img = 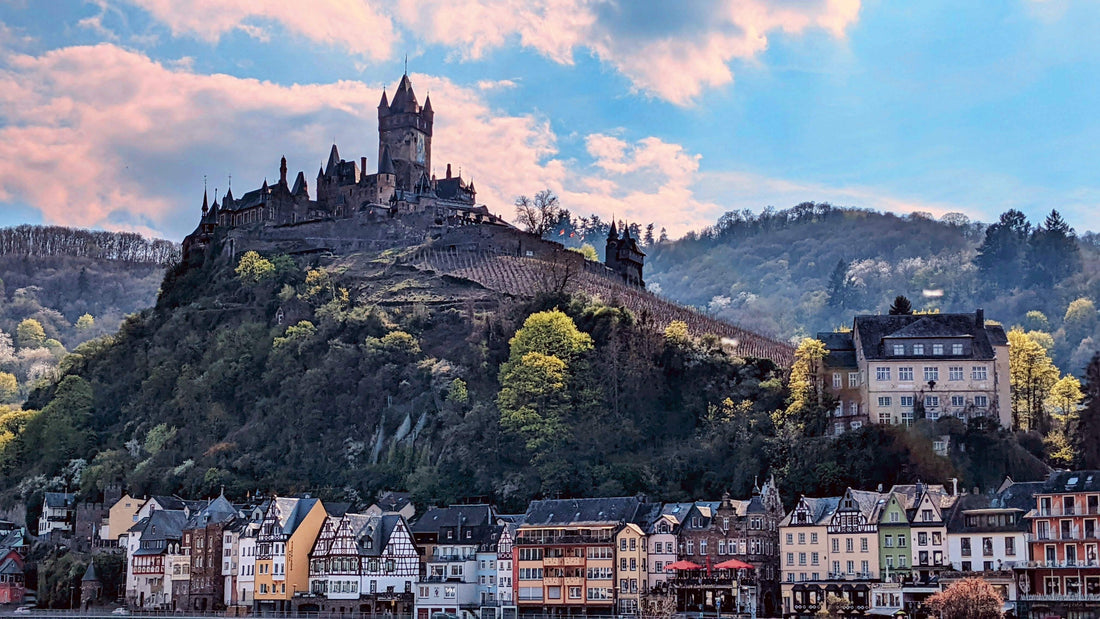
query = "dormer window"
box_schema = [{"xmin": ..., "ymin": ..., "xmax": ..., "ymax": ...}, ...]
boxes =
[
  {"xmin": 932, "ymin": 344, "xmax": 943, "ymax": 355},
  {"xmin": 913, "ymin": 344, "xmax": 925, "ymax": 355},
  {"xmin": 952, "ymin": 344, "xmax": 963, "ymax": 355},
  {"xmin": 893, "ymin": 344, "xmax": 904, "ymax": 356}
]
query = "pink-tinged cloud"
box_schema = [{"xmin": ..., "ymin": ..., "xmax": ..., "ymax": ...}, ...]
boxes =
[
  {"xmin": 125, "ymin": 0, "xmax": 396, "ymax": 60},
  {"xmin": 118, "ymin": 0, "xmax": 859, "ymax": 105}
]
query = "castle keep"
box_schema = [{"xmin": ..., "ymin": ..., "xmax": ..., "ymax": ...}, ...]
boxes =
[{"xmin": 183, "ymin": 72, "xmax": 646, "ymax": 288}]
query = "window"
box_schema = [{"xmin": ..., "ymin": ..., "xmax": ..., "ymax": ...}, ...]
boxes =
[
  {"xmin": 961, "ymin": 561, "xmax": 971, "ymax": 572},
  {"xmin": 787, "ymin": 553, "xmax": 794, "ymax": 566},
  {"xmin": 860, "ymin": 538, "xmax": 868, "ymax": 552},
  {"xmin": 846, "ymin": 538, "xmax": 854, "ymax": 553},
  {"xmin": 686, "ymin": 541, "xmax": 694, "ymax": 554},
  {"xmin": 861, "ymin": 560, "xmax": 869, "ymax": 574},
  {"xmin": 951, "ymin": 395, "xmax": 965, "ymax": 407},
  {"xmin": 811, "ymin": 533, "xmax": 818, "ymax": 544},
  {"xmin": 972, "ymin": 366, "xmax": 988, "ymax": 381},
  {"xmin": 932, "ymin": 344, "xmax": 944, "ymax": 355},
  {"xmin": 952, "ymin": 343, "xmax": 963, "ymax": 355},
  {"xmin": 885, "ymin": 535, "xmax": 893, "ymax": 548},
  {"xmin": 876, "ymin": 367, "xmax": 891, "ymax": 381},
  {"xmin": 833, "ymin": 373, "xmax": 842, "ymax": 389},
  {"xmin": 718, "ymin": 540, "xmax": 725, "ymax": 555},
  {"xmin": 922, "ymin": 509, "xmax": 933, "ymax": 522},
  {"xmin": 913, "ymin": 344, "xmax": 925, "ymax": 355},
  {"xmin": 925, "ymin": 396, "xmax": 939, "ymax": 409},
  {"xmin": 848, "ymin": 401, "xmax": 859, "ymax": 416},
  {"xmin": 899, "ymin": 367, "xmax": 914, "ymax": 381},
  {"xmin": 924, "ymin": 366, "xmax": 939, "ymax": 382},
  {"xmin": 879, "ymin": 411, "xmax": 892, "ymax": 425},
  {"xmin": 798, "ymin": 533, "xmax": 806, "ymax": 544},
  {"xmin": 698, "ymin": 540, "xmax": 706, "ymax": 555},
  {"xmin": 848, "ymin": 372, "xmax": 860, "ymax": 388},
  {"xmin": 831, "ymin": 539, "xmax": 839, "ymax": 553},
  {"xmin": 878, "ymin": 396, "xmax": 892, "ymax": 407},
  {"xmin": 974, "ymin": 395, "xmax": 988, "ymax": 408},
  {"xmin": 811, "ymin": 552, "xmax": 819, "ymax": 565},
  {"xmin": 846, "ymin": 560, "xmax": 854, "ymax": 574},
  {"xmin": 893, "ymin": 344, "xmax": 905, "ymax": 356},
  {"xmin": 799, "ymin": 553, "xmax": 806, "ymax": 566},
  {"xmin": 901, "ymin": 410, "xmax": 914, "ymax": 426},
  {"xmin": 786, "ymin": 533, "xmax": 793, "ymax": 545},
  {"xmin": 898, "ymin": 535, "xmax": 907, "ymax": 548},
  {"xmin": 899, "ymin": 555, "xmax": 907, "ymax": 567},
  {"xmin": 620, "ymin": 539, "xmax": 627, "ymax": 551},
  {"xmin": 982, "ymin": 537, "xmax": 994, "ymax": 557},
  {"xmin": 1005, "ymin": 537, "xmax": 1016, "ymax": 556},
  {"xmin": 900, "ymin": 396, "xmax": 914, "ymax": 409},
  {"xmin": 949, "ymin": 366, "xmax": 964, "ymax": 381}
]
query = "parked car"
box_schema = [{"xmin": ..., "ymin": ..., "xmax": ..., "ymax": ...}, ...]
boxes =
[{"xmin": 111, "ymin": 608, "xmax": 130, "ymax": 616}]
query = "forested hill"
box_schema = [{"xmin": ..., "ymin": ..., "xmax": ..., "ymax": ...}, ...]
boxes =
[
  {"xmin": 0, "ymin": 225, "xmax": 177, "ymax": 402},
  {"xmin": 644, "ymin": 204, "xmax": 1100, "ymax": 376}
]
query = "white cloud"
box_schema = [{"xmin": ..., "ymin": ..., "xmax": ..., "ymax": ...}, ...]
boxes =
[{"xmin": 118, "ymin": 0, "xmax": 860, "ymax": 105}]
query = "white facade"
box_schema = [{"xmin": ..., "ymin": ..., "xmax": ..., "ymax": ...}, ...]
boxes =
[
  {"xmin": 647, "ymin": 515, "xmax": 679, "ymax": 591},
  {"xmin": 496, "ymin": 527, "xmax": 515, "ymax": 610},
  {"xmin": 236, "ymin": 530, "xmax": 257, "ymax": 608},
  {"xmin": 416, "ymin": 544, "xmax": 481, "ymax": 619}
]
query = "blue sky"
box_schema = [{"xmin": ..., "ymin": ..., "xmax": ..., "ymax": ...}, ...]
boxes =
[{"xmin": 0, "ymin": 0, "xmax": 1098, "ymax": 240}]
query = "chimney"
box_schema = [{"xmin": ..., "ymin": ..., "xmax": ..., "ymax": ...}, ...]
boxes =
[
  {"xmin": 976, "ymin": 308, "xmax": 985, "ymax": 329},
  {"xmin": 279, "ymin": 156, "xmax": 287, "ymax": 185},
  {"xmin": 950, "ymin": 477, "xmax": 958, "ymax": 496},
  {"xmin": 446, "ymin": 163, "xmax": 452, "ymax": 179},
  {"xmin": 877, "ymin": 483, "xmax": 883, "ymax": 493},
  {"xmin": 361, "ymin": 157, "xmax": 367, "ymax": 174}
]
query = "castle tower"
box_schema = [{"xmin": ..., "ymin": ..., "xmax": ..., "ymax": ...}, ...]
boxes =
[
  {"xmin": 378, "ymin": 73, "xmax": 433, "ymax": 191},
  {"xmin": 604, "ymin": 221, "xmax": 646, "ymax": 287}
]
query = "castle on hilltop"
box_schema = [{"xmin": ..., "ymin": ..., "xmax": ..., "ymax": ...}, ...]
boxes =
[{"xmin": 183, "ymin": 72, "xmax": 646, "ymax": 288}]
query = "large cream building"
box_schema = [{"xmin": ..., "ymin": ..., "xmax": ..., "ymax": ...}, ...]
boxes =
[{"xmin": 821, "ymin": 309, "xmax": 1011, "ymax": 432}]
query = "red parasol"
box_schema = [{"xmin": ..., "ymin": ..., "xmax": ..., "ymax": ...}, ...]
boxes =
[
  {"xmin": 664, "ymin": 560, "xmax": 704, "ymax": 571},
  {"xmin": 714, "ymin": 558, "xmax": 754, "ymax": 570}
]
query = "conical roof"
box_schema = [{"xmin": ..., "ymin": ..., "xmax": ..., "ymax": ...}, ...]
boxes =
[
  {"xmin": 379, "ymin": 144, "xmax": 395, "ymax": 175},
  {"xmin": 82, "ymin": 562, "xmax": 100, "ymax": 582}
]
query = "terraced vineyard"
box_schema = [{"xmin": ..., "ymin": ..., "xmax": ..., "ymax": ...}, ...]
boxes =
[{"xmin": 405, "ymin": 248, "xmax": 796, "ymax": 366}]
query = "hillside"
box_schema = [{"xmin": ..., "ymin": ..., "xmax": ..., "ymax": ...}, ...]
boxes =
[
  {"xmin": 0, "ymin": 237, "xmax": 1049, "ymax": 520},
  {"xmin": 0, "ymin": 225, "xmax": 177, "ymax": 401},
  {"xmin": 641, "ymin": 204, "xmax": 1100, "ymax": 376}
]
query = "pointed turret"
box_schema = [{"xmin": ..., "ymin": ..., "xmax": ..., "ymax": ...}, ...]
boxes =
[
  {"xmin": 607, "ymin": 218, "xmax": 619, "ymax": 240},
  {"xmin": 390, "ymin": 73, "xmax": 418, "ymax": 112},
  {"xmin": 423, "ymin": 94, "xmax": 433, "ymax": 113},
  {"xmin": 223, "ymin": 185, "xmax": 234, "ymax": 205},
  {"xmin": 325, "ymin": 144, "xmax": 340, "ymax": 175},
  {"xmin": 201, "ymin": 188, "xmax": 209, "ymax": 216},
  {"xmin": 379, "ymin": 144, "xmax": 395, "ymax": 175},
  {"xmin": 291, "ymin": 171, "xmax": 308, "ymax": 197},
  {"xmin": 261, "ymin": 178, "xmax": 269, "ymax": 193},
  {"xmin": 378, "ymin": 88, "xmax": 389, "ymax": 110}
]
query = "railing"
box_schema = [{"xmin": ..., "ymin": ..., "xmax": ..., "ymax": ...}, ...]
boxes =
[
  {"xmin": 1019, "ymin": 593, "xmax": 1100, "ymax": 602},
  {"xmin": 515, "ymin": 535, "xmax": 613, "ymax": 546},
  {"xmin": 1016, "ymin": 560, "xmax": 1100, "ymax": 569},
  {"xmin": 1032, "ymin": 530, "xmax": 1100, "ymax": 541},
  {"xmin": 1036, "ymin": 505, "xmax": 1100, "ymax": 517}
]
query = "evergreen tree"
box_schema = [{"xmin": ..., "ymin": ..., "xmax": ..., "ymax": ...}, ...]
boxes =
[
  {"xmin": 1028, "ymin": 209, "xmax": 1081, "ymax": 284},
  {"xmin": 644, "ymin": 223, "xmax": 655, "ymax": 246},
  {"xmin": 975, "ymin": 209, "xmax": 1031, "ymax": 289},
  {"xmin": 889, "ymin": 295, "xmax": 913, "ymax": 315},
  {"xmin": 1008, "ymin": 328, "xmax": 1060, "ymax": 432},
  {"xmin": 826, "ymin": 260, "xmax": 854, "ymax": 308},
  {"xmin": 1075, "ymin": 354, "xmax": 1100, "ymax": 469}
]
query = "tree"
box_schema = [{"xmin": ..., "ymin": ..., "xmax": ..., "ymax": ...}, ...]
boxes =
[
  {"xmin": 1028, "ymin": 209, "xmax": 1081, "ymax": 284},
  {"xmin": 497, "ymin": 310, "xmax": 593, "ymax": 462},
  {"xmin": 888, "ymin": 295, "xmax": 913, "ymax": 315},
  {"xmin": 16, "ymin": 318, "xmax": 46, "ymax": 349},
  {"xmin": 1063, "ymin": 298, "xmax": 1097, "ymax": 344},
  {"xmin": 0, "ymin": 372, "xmax": 17, "ymax": 402},
  {"xmin": 1008, "ymin": 327, "xmax": 1060, "ymax": 432},
  {"xmin": 780, "ymin": 338, "xmax": 831, "ymax": 435},
  {"xmin": 235, "ymin": 250, "xmax": 275, "ymax": 283},
  {"xmin": 825, "ymin": 260, "xmax": 855, "ymax": 308},
  {"xmin": 571, "ymin": 244, "xmax": 599, "ymax": 262},
  {"xmin": 1048, "ymin": 375, "xmax": 1084, "ymax": 419},
  {"xmin": 75, "ymin": 313, "xmax": 95, "ymax": 331},
  {"xmin": 975, "ymin": 209, "xmax": 1031, "ymax": 289},
  {"xmin": 1075, "ymin": 354, "xmax": 1100, "ymax": 469},
  {"xmin": 514, "ymin": 189, "xmax": 561, "ymax": 237},
  {"xmin": 644, "ymin": 223, "xmax": 655, "ymax": 246},
  {"xmin": 925, "ymin": 577, "xmax": 1002, "ymax": 619}
]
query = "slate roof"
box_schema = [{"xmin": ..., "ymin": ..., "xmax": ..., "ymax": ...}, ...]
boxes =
[
  {"xmin": 185, "ymin": 495, "xmax": 238, "ymax": 530},
  {"xmin": 944, "ymin": 493, "xmax": 1028, "ymax": 534},
  {"xmin": 1039, "ymin": 470, "xmax": 1100, "ymax": 493},
  {"xmin": 780, "ymin": 497, "xmax": 840, "ymax": 527},
  {"xmin": 137, "ymin": 510, "xmax": 188, "ymax": 542},
  {"xmin": 521, "ymin": 497, "xmax": 644, "ymax": 527},
  {"xmin": 82, "ymin": 562, "xmax": 100, "ymax": 582},
  {"xmin": 410, "ymin": 505, "xmax": 493, "ymax": 533},
  {"xmin": 274, "ymin": 497, "xmax": 321, "ymax": 535},
  {"xmin": 44, "ymin": 492, "xmax": 75, "ymax": 509},
  {"xmin": 376, "ymin": 491, "xmax": 412, "ymax": 514},
  {"xmin": 147, "ymin": 496, "xmax": 187, "ymax": 512},
  {"xmin": 355, "ymin": 514, "xmax": 404, "ymax": 557},
  {"xmin": 0, "ymin": 558, "xmax": 21, "ymax": 576},
  {"xmin": 853, "ymin": 311, "xmax": 1007, "ymax": 361},
  {"xmin": 660, "ymin": 503, "xmax": 695, "ymax": 525}
]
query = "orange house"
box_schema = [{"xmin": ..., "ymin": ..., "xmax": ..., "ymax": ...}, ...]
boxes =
[{"xmin": 253, "ymin": 496, "xmax": 329, "ymax": 613}]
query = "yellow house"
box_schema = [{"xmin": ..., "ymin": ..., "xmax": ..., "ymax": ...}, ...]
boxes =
[
  {"xmin": 107, "ymin": 494, "xmax": 142, "ymax": 541},
  {"xmin": 254, "ymin": 496, "xmax": 328, "ymax": 613},
  {"xmin": 614, "ymin": 523, "xmax": 647, "ymax": 614}
]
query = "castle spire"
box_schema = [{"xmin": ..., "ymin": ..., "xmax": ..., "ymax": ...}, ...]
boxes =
[
  {"xmin": 607, "ymin": 217, "xmax": 618, "ymax": 240},
  {"xmin": 378, "ymin": 144, "xmax": 395, "ymax": 175},
  {"xmin": 325, "ymin": 144, "xmax": 340, "ymax": 175},
  {"xmin": 201, "ymin": 187, "xmax": 209, "ymax": 216}
]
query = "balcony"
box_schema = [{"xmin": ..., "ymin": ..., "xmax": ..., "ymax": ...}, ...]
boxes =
[
  {"xmin": 1019, "ymin": 594, "xmax": 1100, "ymax": 602},
  {"xmin": 1015, "ymin": 560, "xmax": 1100, "ymax": 569},
  {"xmin": 1036, "ymin": 505, "xmax": 1100, "ymax": 517},
  {"xmin": 516, "ymin": 534, "xmax": 612, "ymax": 546}
]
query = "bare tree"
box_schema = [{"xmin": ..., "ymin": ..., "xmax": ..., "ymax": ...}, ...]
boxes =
[
  {"xmin": 532, "ymin": 249, "xmax": 580, "ymax": 296},
  {"xmin": 514, "ymin": 189, "xmax": 561, "ymax": 237}
]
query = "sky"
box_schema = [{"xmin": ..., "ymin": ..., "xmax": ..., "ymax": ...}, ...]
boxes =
[{"xmin": 1, "ymin": 0, "xmax": 1098, "ymax": 241}]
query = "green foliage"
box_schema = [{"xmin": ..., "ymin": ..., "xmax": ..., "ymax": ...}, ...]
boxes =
[
  {"xmin": 273, "ymin": 321, "xmax": 316, "ymax": 349},
  {"xmin": 663, "ymin": 320, "xmax": 690, "ymax": 346},
  {"xmin": 446, "ymin": 378, "xmax": 469, "ymax": 404},
  {"xmin": 570, "ymin": 244, "xmax": 599, "ymax": 262},
  {"xmin": 16, "ymin": 318, "xmax": 46, "ymax": 349},
  {"xmin": 143, "ymin": 423, "xmax": 177, "ymax": 455},
  {"xmin": 888, "ymin": 295, "xmax": 913, "ymax": 315},
  {"xmin": 779, "ymin": 338, "xmax": 831, "ymax": 434},
  {"xmin": 1008, "ymin": 327, "xmax": 1061, "ymax": 433},
  {"xmin": 0, "ymin": 373, "xmax": 16, "ymax": 403},
  {"xmin": 75, "ymin": 314, "xmax": 94, "ymax": 331},
  {"xmin": 235, "ymin": 250, "xmax": 275, "ymax": 283}
]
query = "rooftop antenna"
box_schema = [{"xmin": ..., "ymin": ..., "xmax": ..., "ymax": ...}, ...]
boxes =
[
  {"xmin": 228, "ymin": 174, "xmax": 232, "ymax": 190},
  {"xmin": 203, "ymin": 174, "xmax": 207, "ymax": 191},
  {"xmin": 404, "ymin": 53, "xmax": 408, "ymax": 75}
]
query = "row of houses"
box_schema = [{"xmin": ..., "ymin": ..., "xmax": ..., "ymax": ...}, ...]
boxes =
[
  {"xmin": 98, "ymin": 482, "xmax": 784, "ymax": 617},
  {"xmin": 55, "ymin": 469, "xmax": 1100, "ymax": 618},
  {"xmin": 778, "ymin": 471, "xmax": 1100, "ymax": 619}
]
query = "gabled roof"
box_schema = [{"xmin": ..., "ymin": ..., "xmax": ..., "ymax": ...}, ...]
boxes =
[
  {"xmin": 355, "ymin": 514, "xmax": 405, "ymax": 557},
  {"xmin": 375, "ymin": 491, "xmax": 412, "ymax": 513},
  {"xmin": 884, "ymin": 317, "xmax": 972, "ymax": 339},
  {"xmin": 780, "ymin": 496, "xmax": 840, "ymax": 527},
  {"xmin": 1039, "ymin": 470, "xmax": 1100, "ymax": 493},
  {"xmin": 147, "ymin": 495, "xmax": 187, "ymax": 511},
  {"xmin": 521, "ymin": 497, "xmax": 643, "ymax": 527},
  {"xmin": 270, "ymin": 497, "xmax": 321, "ymax": 536},
  {"xmin": 186, "ymin": 495, "xmax": 238, "ymax": 529},
  {"xmin": 82, "ymin": 562, "xmax": 100, "ymax": 582},
  {"xmin": 944, "ymin": 493, "xmax": 1028, "ymax": 533},
  {"xmin": 135, "ymin": 509, "xmax": 188, "ymax": 542},
  {"xmin": 0, "ymin": 557, "xmax": 21, "ymax": 576}
]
